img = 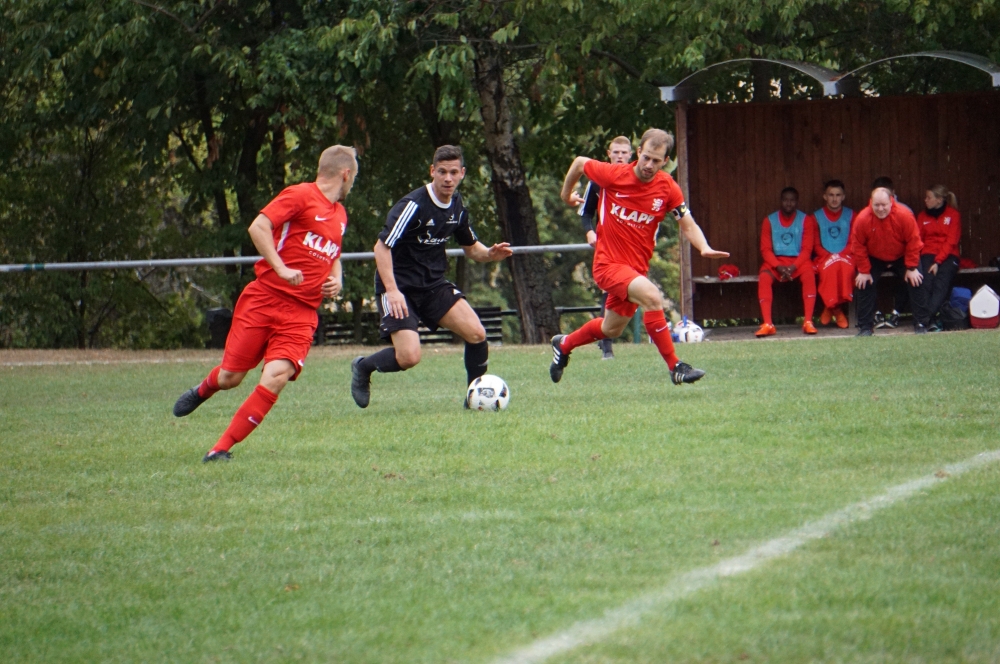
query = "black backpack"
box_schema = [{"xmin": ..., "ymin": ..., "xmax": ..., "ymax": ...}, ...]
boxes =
[{"xmin": 939, "ymin": 302, "xmax": 969, "ymax": 330}]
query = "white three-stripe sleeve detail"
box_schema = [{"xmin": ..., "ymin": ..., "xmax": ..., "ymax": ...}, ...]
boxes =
[
  {"xmin": 578, "ymin": 182, "xmax": 593, "ymax": 217},
  {"xmin": 386, "ymin": 201, "xmax": 418, "ymax": 247},
  {"xmin": 275, "ymin": 222, "xmax": 291, "ymax": 251}
]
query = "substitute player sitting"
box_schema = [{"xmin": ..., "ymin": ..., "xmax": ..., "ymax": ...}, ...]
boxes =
[
  {"xmin": 350, "ymin": 145, "xmax": 513, "ymax": 409},
  {"xmin": 550, "ymin": 128, "xmax": 729, "ymax": 385},
  {"xmin": 813, "ymin": 180, "xmax": 855, "ymax": 329},
  {"xmin": 755, "ymin": 187, "xmax": 818, "ymax": 337},
  {"xmin": 172, "ymin": 145, "xmax": 358, "ymax": 462}
]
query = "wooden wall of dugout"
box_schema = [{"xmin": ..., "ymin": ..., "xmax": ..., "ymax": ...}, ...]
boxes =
[{"xmin": 678, "ymin": 91, "xmax": 1000, "ymax": 321}]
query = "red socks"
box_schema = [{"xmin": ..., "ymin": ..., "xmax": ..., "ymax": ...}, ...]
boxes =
[
  {"xmin": 212, "ymin": 385, "xmax": 278, "ymax": 453},
  {"xmin": 759, "ymin": 268, "xmax": 818, "ymax": 322},
  {"xmin": 560, "ymin": 317, "xmax": 607, "ymax": 353},
  {"xmin": 197, "ymin": 366, "xmax": 222, "ymax": 399},
  {"xmin": 561, "ymin": 312, "xmax": 678, "ymax": 370},
  {"xmin": 758, "ymin": 271, "xmax": 775, "ymax": 326},
  {"xmin": 801, "ymin": 269, "xmax": 817, "ymax": 320},
  {"xmin": 643, "ymin": 310, "xmax": 679, "ymax": 370}
]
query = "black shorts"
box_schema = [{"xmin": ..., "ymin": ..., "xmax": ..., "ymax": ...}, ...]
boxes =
[{"xmin": 376, "ymin": 281, "xmax": 466, "ymax": 340}]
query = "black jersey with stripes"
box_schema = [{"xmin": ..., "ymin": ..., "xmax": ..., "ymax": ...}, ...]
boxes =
[
  {"xmin": 579, "ymin": 181, "xmax": 601, "ymax": 233},
  {"xmin": 376, "ymin": 184, "xmax": 478, "ymax": 293}
]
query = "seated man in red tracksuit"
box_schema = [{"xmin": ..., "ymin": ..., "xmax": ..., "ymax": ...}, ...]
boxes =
[{"xmin": 756, "ymin": 187, "xmax": 818, "ymax": 337}]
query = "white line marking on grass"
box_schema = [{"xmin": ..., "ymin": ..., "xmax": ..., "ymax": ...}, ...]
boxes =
[
  {"xmin": 2, "ymin": 358, "xmax": 210, "ymax": 367},
  {"xmin": 494, "ymin": 449, "xmax": 1000, "ymax": 664}
]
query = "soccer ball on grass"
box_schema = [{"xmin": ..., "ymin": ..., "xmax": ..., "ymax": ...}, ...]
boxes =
[
  {"xmin": 466, "ymin": 374, "xmax": 510, "ymax": 411},
  {"xmin": 673, "ymin": 318, "xmax": 705, "ymax": 343}
]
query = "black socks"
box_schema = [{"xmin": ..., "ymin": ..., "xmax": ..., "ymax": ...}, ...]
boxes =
[
  {"xmin": 465, "ymin": 340, "xmax": 489, "ymax": 385},
  {"xmin": 360, "ymin": 347, "xmax": 403, "ymax": 374}
]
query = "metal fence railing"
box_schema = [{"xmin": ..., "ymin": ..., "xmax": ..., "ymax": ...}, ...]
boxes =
[{"xmin": 0, "ymin": 244, "xmax": 593, "ymax": 273}]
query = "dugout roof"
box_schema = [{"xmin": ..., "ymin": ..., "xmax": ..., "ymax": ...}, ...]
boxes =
[{"xmin": 662, "ymin": 52, "xmax": 1000, "ymax": 321}]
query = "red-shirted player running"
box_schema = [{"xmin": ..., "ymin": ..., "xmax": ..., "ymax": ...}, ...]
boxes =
[
  {"xmin": 172, "ymin": 145, "xmax": 358, "ymax": 462},
  {"xmin": 550, "ymin": 129, "xmax": 729, "ymax": 385}
]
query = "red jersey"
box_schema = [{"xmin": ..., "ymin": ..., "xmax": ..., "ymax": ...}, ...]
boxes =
[
  {"xmin": 257, "ymin": 182, "xmax": 347, "ymax": 308},
  {"xmin": 850, "ymin": 201, "xmax": 922, "ymax": 273},
  {"xmin": 917, "ymin": 205, "xmax": 961, "ymax": 264},
  {"xmin": 584, "ymin": 160, "xmax": 685, "ymax": 275}
]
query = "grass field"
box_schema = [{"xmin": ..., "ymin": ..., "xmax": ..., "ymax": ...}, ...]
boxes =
[{"xmin": 3, "ymin": 331, "xmax": 1000, "ymax": 663}]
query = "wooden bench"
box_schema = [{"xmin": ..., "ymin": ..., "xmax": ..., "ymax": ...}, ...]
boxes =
[
  {"xmin": 316, "ymin": 306, "xmax": 507, "ymax": 346},
  {"xmin": 691, "ymin": 267, "xmax": 1000, "ymax": 325},
  {"xmin": 692, "ymin": 266, "xmax": 999, "ymax": 285}
]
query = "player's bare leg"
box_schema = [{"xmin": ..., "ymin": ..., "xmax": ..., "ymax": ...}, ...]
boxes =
[
  {"xmin": 439, "ymin": 299, "xmax": 490, "ymax": 387},
  {"xmin": 203, "ymin": 360, "xmax": 294, "ymax": 462},
  {"xmin": 626, "ymin": 276, "xmax": 705, "ymax": 385},
  {"xmin": 173, "ymin": 367, "xmax": 248, "ymax": 417},
  {"xmin": 351, "ymin": 330, "xmax": 419, "ymax": 408}
]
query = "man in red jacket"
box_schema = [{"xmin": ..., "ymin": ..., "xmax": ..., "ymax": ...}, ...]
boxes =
[
  {"xmin": 851, "ymin": 187, "xmax": 929, "ymax": 336},
  {"xmin": 755, "ymin": 187, "xmax": 817, "ymax": 337}
]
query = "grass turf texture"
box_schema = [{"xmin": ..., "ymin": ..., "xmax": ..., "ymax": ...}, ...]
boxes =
[{"xmin": 1, "ymin": 331, "xmax": 998, "ymax": 663}]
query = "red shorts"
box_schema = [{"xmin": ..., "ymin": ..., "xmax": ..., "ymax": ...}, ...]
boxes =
[
  {"xmin": 222, "ymin": 280, "xmax": 318, "ymax": 380},
  {"xmin": 592, "ymin": 262, "xmax": 644, "ymax": 318}
]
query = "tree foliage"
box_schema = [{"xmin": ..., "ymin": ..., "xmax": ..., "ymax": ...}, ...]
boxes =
[{"xmin": 1, "ymin": 0, "xmax": 997, "ymax": 347}]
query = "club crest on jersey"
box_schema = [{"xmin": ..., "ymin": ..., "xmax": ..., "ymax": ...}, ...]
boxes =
[
  {"xmin": 652, "ymin": 199, "xmax": 664, "ymax": 211},
  {"xmin": 302, "ymin": 231, "xmax": 340, "ymax": 259},
  {"xmin": 609, "ymin": 203, "xmax": 656, "ymax": 225}
]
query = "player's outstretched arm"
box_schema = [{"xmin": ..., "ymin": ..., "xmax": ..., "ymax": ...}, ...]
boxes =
[
  {"xmin": 249, "ymin": 213, "xmax": 303, "ymax": 285},
  {"xmin": 373, "ymin": 239, "xmax": 408, "ymax": 318},
  {"xmin": 463, "ymin": 241, "xmax": 513, "ymax": 263},
  {"xmin": 678, "ymin": 211, "xmax": 730, "ymax": 259},
  {"xmin": 560, "ymin": 157, "xmax": 592, "ymax": 206}
]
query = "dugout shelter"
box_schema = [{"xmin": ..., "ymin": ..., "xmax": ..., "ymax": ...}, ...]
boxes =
[{"xmin": 662, "ymin": 52, "xmax": 1000, "ymax": 322}]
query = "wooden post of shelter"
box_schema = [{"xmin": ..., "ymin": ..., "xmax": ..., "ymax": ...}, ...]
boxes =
[{"xmin": 675, "ymin": 101, "xmax": 694, "ymax": 319}]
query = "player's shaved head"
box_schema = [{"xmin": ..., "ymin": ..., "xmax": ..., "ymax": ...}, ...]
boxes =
[
  {"xmin": 607, "ymin": 136, "xmax": 633, "ymax": 164},
  {"xmin": 638, "ymin": 128, "xmax": 674, "ymax": 155},
  {"xmin": 317, "ymin": 145, "xmax": 358, "ymax": 178}
]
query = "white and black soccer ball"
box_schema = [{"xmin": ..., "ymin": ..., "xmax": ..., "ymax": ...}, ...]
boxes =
[
  {"xmin": 674, "ymin": 320, "xmax": 705, "ymax": 343},
  {"xmin": 466, "ymin": 374, "xmax": 510, "ymax": 411}
]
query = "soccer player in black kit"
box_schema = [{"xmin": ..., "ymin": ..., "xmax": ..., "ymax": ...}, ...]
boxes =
[{"xmin": 350, "ymin": 145, "xmax": 513, "ymax": 409}]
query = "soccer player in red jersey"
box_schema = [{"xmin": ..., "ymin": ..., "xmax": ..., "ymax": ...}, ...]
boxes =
[
  {"xmin": 172, "ymin": 145, "xmax": 358, "ymax": 462},
  {"xmin": 579, "ymin": 136, "xmax": 634, "ymax": 360},
  {"xmin": 550, "ymin": 128, "xmax": 729, "ymax": 385}
]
